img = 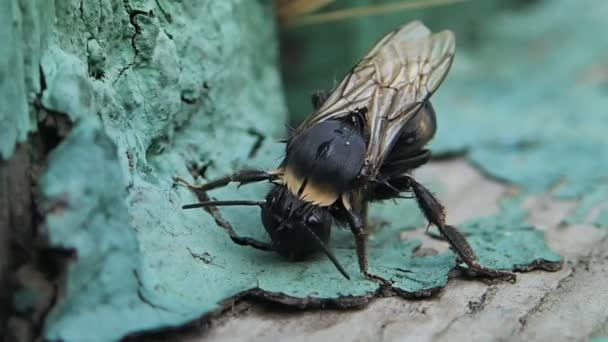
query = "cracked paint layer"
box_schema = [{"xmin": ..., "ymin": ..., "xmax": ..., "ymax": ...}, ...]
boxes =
[
  {"xmin": 41, "ymin": 122, "xmax": 201, "ymax": 341},
  {"xmin": 436, "ymin": 197, "xmax": 562, "ymax": 272},
  {"xmin": 3, "ymin": 0, "xmax": 581, "ymax": 341},
  {"xmin": 0, "ymin": 0, "xmax": 49, "ymax": 159}
]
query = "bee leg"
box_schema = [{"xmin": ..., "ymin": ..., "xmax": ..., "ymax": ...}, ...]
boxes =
[
  {"xmin": 380, "ymin": 149, "xmax": 431, "ymax": 178},
  {"xmin": 181, "ymin": 196, "xmax": 274, "ymax": 252},
  {"xmin": 405, "ymin": 176, "xmax": 516, "ymax": 282},
  {"xmin": 173, "ymin": 169, "xmax": 275, "ymax": 192},
  {"xmin": 227, "ymin": 234, "xmax": 274, "ymax": 251},
  {"xmin": 175, "ymin": 175, "xmax": 275, "ymax": 252},
  {"xmin": 344, "ymin": 204, "xmax": 391, "ymax": 286},
  {"xmin": 311, "ymin": 90, "xmax": 329, "ymax": 110},
  {"xmin": 212, "ymin": 218, "xmax": 274, "ymax": 251}
]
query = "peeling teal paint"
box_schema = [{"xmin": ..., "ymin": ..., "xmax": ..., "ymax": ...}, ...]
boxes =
[
  {"xmin": 566, "ymin": 184, "xmax": 608, "ymax": 227},
  {"xmin": 460, "ymin": 198, "xmax": 561, "ymax": 271},
  {"xmin": 427, "ymin": 196, "xmax": 562, "ymax": 271},
  {"xmin": 0, "ymin": 0, "xmax": 50, "ymax": 159},
  {"xmin": 41, "ymin": 123, "xmax": 200, "ymax": 342}
]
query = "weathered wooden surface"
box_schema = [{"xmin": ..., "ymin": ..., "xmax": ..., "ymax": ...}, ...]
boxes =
[{"xmin": 154, "ymin": 159, "xmax": 608, "ymax": 342}]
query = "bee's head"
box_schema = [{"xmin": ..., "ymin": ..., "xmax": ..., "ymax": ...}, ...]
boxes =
[{"xmin": 261, "ymin": 185, "xmax": 333, "ymax": 259}]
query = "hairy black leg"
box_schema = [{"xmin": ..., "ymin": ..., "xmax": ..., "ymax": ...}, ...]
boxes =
[
  {"xmin": 381, "ymin": 149, "xmax": 431, "ymax": 177},
  {"xmin": 176, "ymin": 176, "xmax": 274, "ymax": 252},
  {"xmin": 184, "ymin": 199, "xmax": 273, "ymax": 251},
  {"xmin": 311, "ymin": 90, "xmax": 329, "ymax": 110},
  {"xmin": 189, "ymin": 201, "xmax": 274, "ymax": 251},
  {"xmin": 365, "ymin": 149, "xmax": 432, "ymax": 201},
  {"xmin": 227, "ymin": 235, "xmax": 273, "ymax": 251},
  {"xmin": 173, "ymin": 169, "xmax": 275, "ymax": 192},
  {"xmin": 343, "ymin": 200, "xmax": 391, "ymax": 285},
  {"xmin": 187, "ymin": 200, "xmax": 273, "ymax": 251},
  {"xmin": 183, "ymin": 200, "xmax": 266, "ymax": 209},
  {"xmin": 406, "ymin": 176, "xmax": 446, "ymax": 228},
  {"xmin": 406, "ymin": 176, "xmax": 516, "ymax": 282}
]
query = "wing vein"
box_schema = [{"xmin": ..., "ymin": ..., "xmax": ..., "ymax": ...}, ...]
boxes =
[{"xmin": 297, "ymin": 21, "xmax": 455, "ymax": 178}]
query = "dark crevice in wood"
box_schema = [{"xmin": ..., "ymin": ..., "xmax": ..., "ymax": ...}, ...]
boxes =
[
  {"xmin": 1, "ymin": 144, "xmax": 34, "ymax": 341},
  {"xmin": 2, "ymin": 91, "xmax": 76, "ymax": 340}
]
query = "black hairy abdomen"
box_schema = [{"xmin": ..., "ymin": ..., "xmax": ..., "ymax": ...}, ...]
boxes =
[{"xmin": 261, "ymin": 186, "xmax": 333, "ymax": 259}]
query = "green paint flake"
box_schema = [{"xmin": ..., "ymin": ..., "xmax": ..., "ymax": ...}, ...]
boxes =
[
  {"xmin": 41, "ymin": 123, "xmax": 201, "ymax": 342},
  {"xmin": 566, "ymin": 184, "xmax": 608, "ymax": 228},
  {"xmin": 0, "ymin": 0, "xmax": 48, "ymax": 159},
  {"xmin": 429, "ymin": 197, "xmax": 562, "ymax": 271},
  {"xmin": 596, "ymin": 209, "xmax": 608, "ymax": 228}
]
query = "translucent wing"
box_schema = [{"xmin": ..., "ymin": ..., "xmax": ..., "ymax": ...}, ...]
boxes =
[{"xmin": 297, "ymin": 21, "xmax": 455, "ymax": 178}]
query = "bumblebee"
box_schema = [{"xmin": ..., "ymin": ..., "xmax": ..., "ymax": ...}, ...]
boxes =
[{"xmin": 175, "ymin": 21, "xmax": 515, "ymax": 282}]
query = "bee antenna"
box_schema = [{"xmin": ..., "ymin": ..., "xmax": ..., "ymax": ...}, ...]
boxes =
[
  {"xmin": 182, "ymin": 200, "xmax": 266, "ymax": 209},
  {"xmin": 302, "ymin": 225, "xmax": 350, "ymax": 280}
]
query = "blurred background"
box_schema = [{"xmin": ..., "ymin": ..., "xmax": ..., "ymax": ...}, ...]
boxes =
[
  {"xmin": 277, "ymin": 0, "xmax": 525, "ymax": 125},
  {"xmin": 275, "ymin": 0, "xmax": 608, "ymax": 215}
]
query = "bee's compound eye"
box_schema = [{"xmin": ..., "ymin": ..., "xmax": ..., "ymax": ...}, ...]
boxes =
[{"xmin": 306, "ymin": 215, "xmax": 321, "ymax": 226}]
